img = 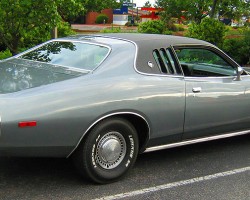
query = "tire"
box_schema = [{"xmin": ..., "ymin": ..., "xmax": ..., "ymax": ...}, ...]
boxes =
[{"xmin": 73, "ymin": 117, "xmax": 139, "ymax": 184}]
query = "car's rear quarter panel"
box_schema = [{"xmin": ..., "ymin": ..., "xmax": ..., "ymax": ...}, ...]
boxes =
[{"xmin": 0, "ymin": 38, "xmax": 185, "ymax": 157}]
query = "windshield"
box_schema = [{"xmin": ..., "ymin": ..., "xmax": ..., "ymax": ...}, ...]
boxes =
[{"xmin": 19, "ymin": 41, "xmax": 110, "ymax": 71}]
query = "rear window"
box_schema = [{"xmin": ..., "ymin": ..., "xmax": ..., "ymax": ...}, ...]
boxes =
[{"xmin": 19, "ymin": 41, "xmax": 110, "ymax": 71}]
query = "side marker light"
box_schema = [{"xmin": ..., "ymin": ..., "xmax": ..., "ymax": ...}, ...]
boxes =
[{"xmin": 18, "ymin": 121, "xmax": 37, "ymax": 128}]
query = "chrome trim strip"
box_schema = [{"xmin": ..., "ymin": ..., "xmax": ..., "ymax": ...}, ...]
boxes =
[
  {"xmin": 144, "ymin": 130, "xmax": 250, "ymax": 153},
  {"xmin": 0, "ymin": 116, "xmax": 1, "ymax": 137},
  {"xmin": 87, "ymin": 34, "xmax": 184, "ymax": 78},
  {"xmin": 67, "ymin": 111, "xmax": 150, "ymax": 158}
]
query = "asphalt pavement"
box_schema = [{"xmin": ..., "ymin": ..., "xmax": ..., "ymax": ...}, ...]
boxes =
[{"xmin": 0, "ymin": 134, "xmax": 249, "ymax": 200}]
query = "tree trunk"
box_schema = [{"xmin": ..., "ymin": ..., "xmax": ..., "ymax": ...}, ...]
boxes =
[{"xmin": 210, "ymin": 0, "xmax": 219, "ymax": 18}]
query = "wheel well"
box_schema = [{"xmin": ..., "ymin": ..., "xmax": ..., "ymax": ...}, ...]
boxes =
[
  {"xmin": 68, "ymin": 113, "xmax": 150, "ymax": 158},
  {"xmin": 119, "ymin": 114, "xmax": 150, "ymax": 153}
]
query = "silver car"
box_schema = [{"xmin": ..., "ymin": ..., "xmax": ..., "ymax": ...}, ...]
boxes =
[{"xmin": 0, "ymin": 33, "xmax": 249, "ymax": 183}]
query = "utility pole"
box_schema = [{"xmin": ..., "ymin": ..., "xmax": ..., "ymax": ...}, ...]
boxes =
[
  {"xmin": 51, "ymin": 27, "xmax": 58, "ymax": 39},
  {"xmin": 131, "ymin": 0, "xmax": 134, "ymax": 25}
]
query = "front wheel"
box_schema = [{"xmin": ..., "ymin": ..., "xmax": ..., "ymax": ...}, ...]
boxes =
[{"xmin": 73, "ymin": 117, "xmax": 139, "ymax": 184}]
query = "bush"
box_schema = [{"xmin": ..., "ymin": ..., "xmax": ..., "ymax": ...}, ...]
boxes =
[
  {"xmin": 95, "ymin": 14, "xmax": 109, "ymax": 24},
  {"xmin": 57, "ymin": 21, "xmax": 76, "ymax": 37},
  {"xmin": 222, "ymin": 29, "xmax": 250, "ymax": 65},
  {"xmin": 0, "ymin": 49, "xmax": 12, "ymax": 60},
  {"xmin": 125, "ymin": 21, "xmax": 138, "ymax": 27},
  {"xmin": 101, "ymin": 27, "xmax": 121, "ymax": 33},
  {"xmin": 163, "ymin": 30, "xmax": 173, "ymax": 35},
  {"xmin": 166, "ymin": 23, "xmax": 185, "ymax": 32},
  {"xmin": 138, "ymin": 20, "xmax": 167, "ymax": 34},
  {"xmin": 245, "ymin": 21, "xmax": 250, "ymax": 27},
  {"xmin": 19, "ymin": 21, "xmax": 75, "ymax": 53},
  {"xmin": 186, "ymin": 18, "xmax": 227, "ymax": 48},
  {"xmin": 175, "ymin": 24, "xmax": 185, "ymax": 31}
]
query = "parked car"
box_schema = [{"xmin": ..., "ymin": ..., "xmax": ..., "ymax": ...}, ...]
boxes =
[{"xmin": 0, "ymin": 34, "xmax": 249, "ymax": 183}]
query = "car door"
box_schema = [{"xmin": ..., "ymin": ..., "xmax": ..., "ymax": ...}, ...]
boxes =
[{"xmin": 174, "ymin": 45, "xmax": 250, "ymax": 140}]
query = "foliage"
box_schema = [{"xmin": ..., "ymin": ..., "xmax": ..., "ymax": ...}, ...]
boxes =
[
  {"xmin": 175, "ymin": 24, "xmax": 185, "ymax": 31},
  {"xmin": 56, "ymin": 0, "xmax": 84, "ymax": 23},
  {"xmin": 125, "ymin": 21, "xmax": 139, "ymax": 27},
  {"xmin": 218, "ymin": 0, "xmax": 250, "ymax": 21},
  {"xmin": 17, "ymin": 21, "xmax": 75, "ymax": 53},
  {"xmin": 138, "ymin": 20, "xmax": 167, "ymax": 34},
  {"xmin": 186, "ymin": 18, "xmax": 227, "ymax": 47},
  {"xmin": 100, "ymin": 27, "xmax": 122, "ymax": 33},
  {"xmin": 156, "ymin": 0, "xmax": 250, "ymax": 24},
  {"xmin": 156, "ymin": 0, "xmax": 212, "ymax": 23},
  {"xmin": 143, "ymin": 1, "xmax": 152, "ymax": 7},
  {"xmin": 95, "ymin": 14, "xmax": 109, "ymax": 24},
  {"xmin": 222, "ymin": 29, "xmax": 250, "ymax": 65},
  {"xmin": 162, "ymin": 30, "xmax": 173, "ymax": 35},
  {"xmin": 245, "ymin": 21, "xmax": 250, "ymax": 27},
  {"xmin": 0, "ymin": 0, "xmax": 59, "ymax": 54},
  {"xmin": 0, "ymin": 49, "xmax": 12, "ymax": 60},
  {"xmin": 0, "ymin": 0, "xmax": 83, "ymax": 54},
  {"xmin": 166, "ymin": 23, "xmax": 185, "ymax": 32},
  {"xmin": 82, "ymin": 0, "xmax": 121, "ymax": 12},
  {"xmin": 57, "ymin": 21, "xmax": 76, "ymax": 37}
]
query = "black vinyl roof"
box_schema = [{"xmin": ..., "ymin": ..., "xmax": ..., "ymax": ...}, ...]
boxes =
[
  {"xmin": 67, "ymin": 33, "xmax": 213, "ymax": 75},
  {"xmin": 69, "ymin": 33, "xmax": 211, "ymax": 47},
  {"xmin": 98, "ymin": 33, "xmax": 210, "ymax": 46}
]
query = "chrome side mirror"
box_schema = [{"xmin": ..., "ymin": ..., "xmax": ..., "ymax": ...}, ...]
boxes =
[{"xmin": 235, "ymin": 66, "xmax": 243, "ymax": 81}]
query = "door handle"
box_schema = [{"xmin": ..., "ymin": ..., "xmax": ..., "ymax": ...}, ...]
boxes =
[{"xmin": 192, "ymin": 87, "xmax": 202, "ymax": 93}]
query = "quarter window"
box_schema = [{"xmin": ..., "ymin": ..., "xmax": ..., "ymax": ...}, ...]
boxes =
[{"xmin": 175, "ymin": 48, "xmax": 236, "ymax": 77}]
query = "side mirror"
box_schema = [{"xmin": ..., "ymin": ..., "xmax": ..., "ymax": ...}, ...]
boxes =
[{"xmin": 235, "ymin": 66, "xmax": 243, "ymax": 81}]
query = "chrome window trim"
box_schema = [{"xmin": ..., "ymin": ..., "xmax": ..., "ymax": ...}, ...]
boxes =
[
  {"xmin": 173, "ymin": 44, "xmax": 242, "ymax": 69},
  {"xmin": 67, "ymin": 111, "xmax": 150, "ymax": 158},
  {"xmin": 86, "ymin": 35, "xmax": 185, "ymax": 78},
  {"xmin": 145, "ymin": 129, "xmax": 250, "ymax": 153},
  {"xmin": 0, "ymin": 116, "xmax": 1, "ymax": 137},
  {"xmin": 172, "ymin": 44, "xmax": 247, "ymax": 79},
  {"xmin": 9, "ymin": 59, "xmax": 92, "ymax": 74}
]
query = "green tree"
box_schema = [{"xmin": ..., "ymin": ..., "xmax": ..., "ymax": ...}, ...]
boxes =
[
  {"xmin": 138, "ymin": 20, "xmax": 166, "ymax": 34},
  {"xmin": 210, "ymin": 0, "xmax": 219, "ymax": 18},
  {"xmin": 223, "ymin": 30, "xmax": 250, "ymax": 65},
  {"xmin": 218, "ymin": 0, "xmax": 250, "ymax": 21},
  {"xmin": 0, "ymin": 0, "xmax": 84, "ymax": 55},
  {"xmin": 0, "ymin": 0, "xmax": 122, "ymax": 55},
  {"xmin": 186, "ymin": 18, "xmax": 227, "ymax": 47},
  {"xmin": 156, "ymin": 0, "xmax": 212, "ymax": 23},
  {"xmin": 143, "ymin": 1, "xmax": 152, "ymax": 7},
  {"xmin": 57, "ymin": 0, "xmax": 85, "ymax": 23},
  {"xmin": 82, "ymin": 0, "xmax": 121, "ymax": 12},
  {"xmin": 156, "ymin": 0, "xmax": 250, "ymax": 23}
]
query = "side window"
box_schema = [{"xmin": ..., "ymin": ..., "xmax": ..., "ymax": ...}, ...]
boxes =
[
  {"xmin": 175, "ymin": 48, "xmax": 236, "ymax": 77},
  {"xmin": 153, "ymin": 48, "xmax": 182, "ymax": 75}
]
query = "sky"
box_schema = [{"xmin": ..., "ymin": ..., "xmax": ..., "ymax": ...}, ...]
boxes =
[{"xmin": 132, "ymin": 0, "xmax": 156, "ymax": 8}]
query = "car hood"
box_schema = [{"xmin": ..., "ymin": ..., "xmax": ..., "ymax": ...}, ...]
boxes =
[{"xmin": 0, "ymin": 58, "xmax": 87, "ymax": 94}]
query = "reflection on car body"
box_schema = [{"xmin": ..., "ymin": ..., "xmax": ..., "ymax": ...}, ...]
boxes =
[{"xmin": 0, "ymin": 33, "xmax": 249, "ymax": 183}]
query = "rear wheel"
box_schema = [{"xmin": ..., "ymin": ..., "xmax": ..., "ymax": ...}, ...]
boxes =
[{"xmin": 73, "ymin": 117, "xmax": 139, "ymax": 184}]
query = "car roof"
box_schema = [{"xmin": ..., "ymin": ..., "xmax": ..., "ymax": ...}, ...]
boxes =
[
  {"xmin": 66, "ymin": 33, "xmax": 211, "ymax": 47},
  {"xmin": 65, "ymin": 33, "xmax": 213, "ymax": 75}
]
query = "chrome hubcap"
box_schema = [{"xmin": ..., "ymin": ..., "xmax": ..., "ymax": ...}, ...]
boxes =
[{"xmin": 96, "ymin": 132, "xmax": 126, "ymax": 169}]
